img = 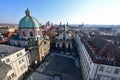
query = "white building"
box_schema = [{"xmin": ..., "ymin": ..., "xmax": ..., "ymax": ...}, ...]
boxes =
[
  {"xmin": 76, "ymin": 33, "xmax": 120, "ymax": 80},
  {"xmin": 56, "ymin": 31, "xmax": 73, "ymax": 48},
  {"xmin": 55, "ymin": 24, "xmax": 73, "ymax": 50},
  {"xmin": 0, "ymin": 45, "xmax": 29, "ymax": 80}
]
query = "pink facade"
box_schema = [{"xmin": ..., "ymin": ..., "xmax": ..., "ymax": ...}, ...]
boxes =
[{"xmin": 19, "ymin": 28, "xmax": 42, "ymax": 40}]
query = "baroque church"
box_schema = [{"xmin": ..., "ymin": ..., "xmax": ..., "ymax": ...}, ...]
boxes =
[
  {"xmin": 54, "ymin": 23, "xmax": 75, "ymax": 52},
  {"xmin": 9, "ymin": 9, "xmax": 50, "ymax": 65}
]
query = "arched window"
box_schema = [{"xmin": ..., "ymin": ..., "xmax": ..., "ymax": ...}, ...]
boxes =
[
  {"xmin": 23, "ymin": 31, "xmax": 25, "ymax": 37},
  {"xmin": 30, "ymin": 31, "xmax": 33, "ymax": 37},
  {"xmin": 62, "ymin": 43, "xmax": 65, "ymax": 48},
  {"xmin": 38, "ymin": 31, "xmax": 40, "ymax": 35},
  {"xmin": 68, "ymin": 44, "xmax": 71, "ymax": 49}
]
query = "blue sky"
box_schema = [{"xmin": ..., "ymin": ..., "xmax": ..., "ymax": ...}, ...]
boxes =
[{"xmin": 0, "ymin": 0, "xmax": 120, "ymax": 24}]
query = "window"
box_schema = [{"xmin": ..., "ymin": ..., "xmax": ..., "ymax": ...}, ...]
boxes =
[
  {"xmin": 44, "ymin": 41, "xmax": 47, "ymax": 44},
  {"xmin": 11, "ymin": 73, "xmax": 15, "ymax": 77},
  {"xmin": 95, "ymin": 75, "xmax": 101, "ymax": 80},
  {"xmin": 114, "ymin": 68, "xmax": 119, "ymax": 74},
  {"xmin": 99, "ymin": 66, "xmax": 104, "ymax": 71},
  {"xmin": 19, "ymin": 59, "xmax": 24, "ymax": 64},
  {"xmin": 22, "ymin": 59, "xmax": 24, "ymax": 62},
  {"xmin": 17, "ymin": 54, "xmax": 20, "ymax": 57},
  {"xmin": 30, "ymin": 31, "xmax": 33, "ymax": 37},
  {"xmin": 8, "ymin": 76, "xmax": 11, "ymax": 80},
  {"xmin": 62, "ymin": 43, "xmax": 65, "ymax": 48},
  {"xmin": 23, "ymin": 31, "xmax": 25, "ymax": 36},
  {"xmin": 38, "ymin": 31, "xmax": 40, "ymax": 35},
  {"xmin": 17, "ymin": 53, "xmax": 22, "ymax": 57},
  {"xmin": 28, "ymin": 55, "xmax": 30, "ymax": 58},
  {"xmin": 6, "ymin": 58, "xmax": 10, "ymax": 62},
  {"xmin": 19, "ymin": 60, "xmax": 21, "ymax": 64},
  {"xmin": 20, "ymin": 52, "xmax": 22, "ymax": 56},
  {"xmin": 106, "ymin": 67, "xmax": 112, "ymax": 73},
  {"xmin": 68, "ymin": 44, "xmax": 71, "ymax": 49}
]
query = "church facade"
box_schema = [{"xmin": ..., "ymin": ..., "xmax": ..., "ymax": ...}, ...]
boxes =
[{"xmin": 55, "ymin": 24, "xmax": 74, "ymax": 52}]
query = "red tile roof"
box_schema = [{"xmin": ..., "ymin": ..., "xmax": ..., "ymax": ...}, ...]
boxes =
[{"xmin": 82, "ymin": 35, "xmax": 120, "ymax": 66}]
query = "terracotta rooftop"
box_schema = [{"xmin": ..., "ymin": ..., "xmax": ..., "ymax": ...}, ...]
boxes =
[
  {"xmin": 82, "ymin": 35, "xmax": 120, "ymax": 66},
  {"xmin": 98, "ymin": 27, "xmax": 112, "ymax": 32},
  {"xmin": 101, "ymin": 35, "xmax": 120, "ymax": 41}
]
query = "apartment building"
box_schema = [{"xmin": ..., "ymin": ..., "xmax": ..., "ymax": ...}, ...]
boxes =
[
  {"xmin": 76, "ymin": 32, "xmax": 120, "ymax": 80},
  {"xmin": 0, "ymin": 45, "xmax": 29, "ymax": 80}
]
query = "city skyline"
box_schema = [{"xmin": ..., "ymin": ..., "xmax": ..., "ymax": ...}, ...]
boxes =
[{"xmin": 1, "ymin": 0, "xmax": 120, "ymax": 25}]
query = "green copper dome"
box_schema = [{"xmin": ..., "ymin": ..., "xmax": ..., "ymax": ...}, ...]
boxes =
[{"xmin": 19, "ymin": 9, "xmax": 40, "ymax": 29}]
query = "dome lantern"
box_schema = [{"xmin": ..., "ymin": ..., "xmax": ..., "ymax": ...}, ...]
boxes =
[{"xmin": 25, "ymin": 8, "xmax": 31, "ymax": 16}]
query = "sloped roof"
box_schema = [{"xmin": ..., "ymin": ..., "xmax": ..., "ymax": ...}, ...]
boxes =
[
  {"xmin": 82, "ymin": 35, "xmax": 120, "ymax": 66},
  {"xmin": 0, "ymin": 61, "xmax": 11, "ymax": 80}
]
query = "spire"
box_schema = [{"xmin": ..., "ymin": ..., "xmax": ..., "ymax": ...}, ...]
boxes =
[
  {"xmin": 67, "ymin": 22, "xmax": 69, "ymax": 26},
  {"xmin": 82, "ymin": 22, "xmax": 84, "ymax": 27},
  {"xmin": 25, "ymin": 8, "xmax": 31, "ymax": 16},
  {"xmin": 46, "ymin": 21, "xmax": 50, "ymax": 26},
  {"xmin": 60, "ymin": 22, "xmax": 62, "ymax": 26}
]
